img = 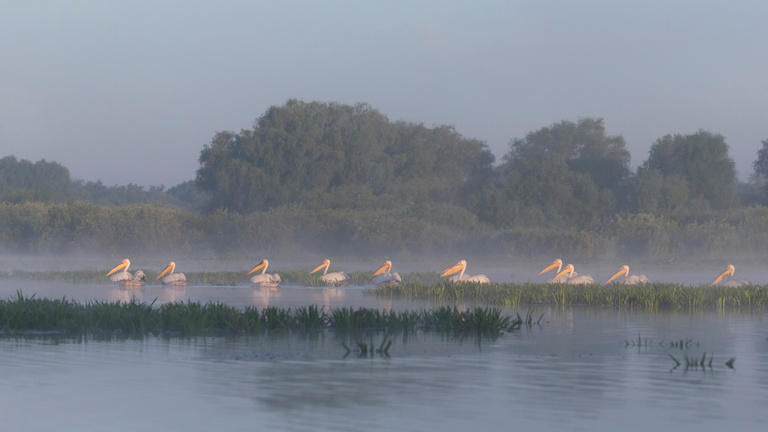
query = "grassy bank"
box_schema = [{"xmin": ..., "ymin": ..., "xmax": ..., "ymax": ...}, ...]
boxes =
[
  {"xmin": 373, "ymin": 282, "xmax": 768, "ymax": 310},
  {"xmin": 0, "ymin": 293, "xmax": 521, "ymax": 337},
  {"xmin": 0, "ymin": 269, "xmax": 442, "ymax": 286}
]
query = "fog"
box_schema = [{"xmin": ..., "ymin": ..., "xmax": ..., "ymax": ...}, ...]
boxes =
[{"xmin": 2, "ymin": 0, "xmax": 767, "ymax": 187}]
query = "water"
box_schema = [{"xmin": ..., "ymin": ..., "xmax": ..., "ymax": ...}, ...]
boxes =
[{"xmin": 0, "ymin": 280, "xmax": 767, "ymax": 431}]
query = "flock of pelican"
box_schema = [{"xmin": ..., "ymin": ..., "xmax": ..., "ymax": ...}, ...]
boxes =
[{"xmin": 106, "ymin": 257, "xmax": 750, "ymax": 288}]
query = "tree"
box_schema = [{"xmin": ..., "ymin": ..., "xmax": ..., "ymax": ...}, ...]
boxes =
[
  {"xmin": 481, "ymin": 118, "xmax": 628, "ymax": 227},
  {"xmin": 196, "ymin": 100, "xmax": 495, "ymax": 213},
  {"xmin": 642, "ymin": 131, "xmax": 737, "ymax": 210}
]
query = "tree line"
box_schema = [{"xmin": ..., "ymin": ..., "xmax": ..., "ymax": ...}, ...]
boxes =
[{"xmin": 2, "ymin": 99, "xmax": 768, "ymax": 257}]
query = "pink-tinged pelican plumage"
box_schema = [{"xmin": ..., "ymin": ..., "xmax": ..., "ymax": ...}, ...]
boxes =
[
  {"xmin": 310, "ymin": 258, "xmax": 349, "ymax": 285},
  {"xmin": 371, "ymin": 260, "xmax": 402, "ymax": 286},
  {"xmin": 157, "ymin": 261, "xmax": 186, "ymax": 286},
  {"xmin": 712, "ymin": 264, "xmax": 750, "ymax": 287},
  {"xmin": 605, "ymin": 265, "xmax": 649, "ymax": 285},
  {"xmin": 248, "ymin": 259, "xmax": 281, "ymax": 287},
  {"xmin": 552, "ymin": 263, "xmax": 595, "ymax": 285},
  {"xmin": 440, "ymin": 259, "xmax": 490, "ymax": 284},
  {"xmin": 106, "ymin": 258, "xmax": 145, "ymax": 286}
]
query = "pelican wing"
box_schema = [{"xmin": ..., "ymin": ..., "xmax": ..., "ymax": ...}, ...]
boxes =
[
  {"xmin": 321, "ymin": 272, "xmax": 349, "ymax": 285},
  {"xmin": 161, "ymin": 272, "xmax": 187, "ymax": 285}
]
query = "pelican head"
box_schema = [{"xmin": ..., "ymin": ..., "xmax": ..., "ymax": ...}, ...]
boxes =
[
  {"xmin": 157, "ymin": 261, "xmax": 176, "ymax": 280},
  {"xmin": 712, "ymin": 264, "xmax": 735, "ymax": 286},
  {"xmin": 310, "ymin": 258, "xmax": 331, "ymax": 275},
  {"xmin": 538, "ymin": 259, "xmax": 563, "ymax": 276},
  {"xmin": 107, "ymin": 258, "xmax": 130, "ymax": 276},
  {"xmin": 441, "ymin": 259, "xmax": 467, "ymax": 278},
  {"xmin": 606, "ymin": 265, "xmax": 630, "ymax": 284},
  {"xmin": 372, "ymin": 260, "xmax": 392, "ymax": 279},
  {"xmin": 553, "ymin": 263, "xmax": 575, "ymax": 281},
  {"xmin": 248, "ymin": 259, "xmax": 269, "ymax": 275}
]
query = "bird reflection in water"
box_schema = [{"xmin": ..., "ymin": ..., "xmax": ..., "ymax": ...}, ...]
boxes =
[
  {"xmin": 252, "ymin": 285, "xmax": 280, "ymax": 308},
  {"xmin": 313, "ymin": 287, "xmax": 345, "ymax": 310},
  {"xmin": 109, "ymin": 286, "xmax": 143, "ymax": 303},
  {"xmin": 161, "ymin": 286, "xmax": 186, "ymax": 302}
]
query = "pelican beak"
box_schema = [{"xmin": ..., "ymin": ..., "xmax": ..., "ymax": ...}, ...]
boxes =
[
  {"xmin": 441, "ymin": 261, "xmax": 463, "ymax": 278},
  {"xmin": 372, "ymin": 262, "xmax": 390, "ymax": 278},
  {"xmin": 157, "ymin": 263, "xmax": 173, "ymax": 280},
  {"xmin": 248, "ymin": 260, "xmax": 267, "ymax": 275},
  {"xmin": 553, "ymin": 264, "xmax": 572, "ymax": 281},
  {"xmin": 538, "ymin": 260, "xmax": 561, "ymax": 275},
  {"xmin": 605, "ymin": 266, "xmax": 628, "ymax": 284},
  {"xmin": 106, "ymin": 260, "xmax": 128, "ymax": 276},
  {"xmin": 712, "ymin": 266, "xmax": 734, "ymax": 286},
  {"xmin": 310, "ymin": 261, "xmax": 328, "ymax": 275}
]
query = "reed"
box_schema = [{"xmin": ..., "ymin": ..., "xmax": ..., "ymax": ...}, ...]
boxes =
[
  {"xmin": 373, "ymin": 282, "xmax": 768, "ymax": 310},
  {"xmin": 0, "ymin": 292, "xmax": 522, "ymax": 337}
]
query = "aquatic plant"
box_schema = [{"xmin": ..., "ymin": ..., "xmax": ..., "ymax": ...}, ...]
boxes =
[
  {"xmin": 0, "ymin": 292, "xmax": 522, "ymax": 337},
  {"xmin": 373, "ymin": 282, "xmax": 768, "ymax": 310}
]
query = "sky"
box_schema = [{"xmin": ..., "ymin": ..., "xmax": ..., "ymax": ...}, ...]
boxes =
[{"xmin": 1, "ymin": 0, "xmax": 766, "ymax": 186}]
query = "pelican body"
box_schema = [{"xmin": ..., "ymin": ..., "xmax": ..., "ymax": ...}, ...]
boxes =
[
  {"xmin": 248, "ymin": 259, "xmax": 281, "ymax": 287},
  {"xmin": 440, "ymin": 259, "xmax": 490, "ymax": 284},
  {"xmin": 371, "ymin": 260, "xmax": 402, "ymax": 286},
  {"xmin": 157, "ymin": 261, "xmax": 187, "ymax": 286},
  {"xmin": 605, "ymin": 265, "xmax": 649, "ymax": 285},
  {"xmin": 552, "ymin": 263, "xmax": 595, "ymax": 285},
  {"xmin": 106, "ymin": 258, "xmax": 146, "ymax": 287},
  {"xmin": 712, "ymin": 264, "xmax": 750, "ymax": 287},
  {"xmin": 310, "ymin": 259, "xmax": 349, "ymax": 285}
]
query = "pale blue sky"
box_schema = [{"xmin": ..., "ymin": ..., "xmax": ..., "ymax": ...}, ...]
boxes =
[{"xmin": 1, "ymin": 0, "xmax": 766, "ymax": 186}]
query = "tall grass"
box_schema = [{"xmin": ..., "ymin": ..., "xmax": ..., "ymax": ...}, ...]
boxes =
[
  {"xmin": 373, "ymin": 282, "xmax": 768, "ymax": 310},
  {"xmin": 0, "ymin": 292, "xmax": 521, "ymax": 337}
]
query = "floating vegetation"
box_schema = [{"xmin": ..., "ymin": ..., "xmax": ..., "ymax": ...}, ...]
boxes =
[
  {"xmin": 668, "ymin": 352, "xmax": 732, "ymax": 371},
  {"xmin": 342, "ymin": 334, "xmax": 393, "ymax": 358},
  {"xmin": 374, "ymin": 282, "xmax": 768, "ymax": 310},
  {"xmin": 0, "ymin": 292, "xmax": 522, "ymax": 338}
]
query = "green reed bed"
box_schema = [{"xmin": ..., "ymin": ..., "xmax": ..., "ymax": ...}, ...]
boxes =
[
  {"xmin": 374, "ymin": 282, "xmax": 768, "ymax": 310},
  {"xmin": 0, "ymin": 292, "xmax": 521, "ymax": 337},
  {"xmin": 0, "ymin": 270, "xmax": 442, "ymax": 286}
]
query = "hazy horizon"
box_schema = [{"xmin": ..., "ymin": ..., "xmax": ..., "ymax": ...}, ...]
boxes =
[{"xmin": 2, "ymin": 0, "xmax": 766, "ymax": 187}]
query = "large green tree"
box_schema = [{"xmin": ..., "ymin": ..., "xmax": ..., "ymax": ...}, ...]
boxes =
[
  {"xmin": 641, "ymin": 131, "xmax": 737, "ymax": 210},
  {"xmin": 196, "ymin": 100, "xmax": 494, "ymax": 213},
  {"xmin": 479, "ymin": 118, "xmax": 629, "ymax": 227}
]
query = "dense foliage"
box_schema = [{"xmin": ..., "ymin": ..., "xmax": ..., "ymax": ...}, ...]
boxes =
[{"xmin": 2, "ymin": 100, "xmax": 767, "ymax": 257}]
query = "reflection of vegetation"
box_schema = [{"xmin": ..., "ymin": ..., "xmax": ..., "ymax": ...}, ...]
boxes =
[
  {"xmin": 374, "ymin": 282, "xmax": 768, "ymax": 310},
  {"xmin": 0, "ymin": 292, "xmax": 522, "ymax": 337}
]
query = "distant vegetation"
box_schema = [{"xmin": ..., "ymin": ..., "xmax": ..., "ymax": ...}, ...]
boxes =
[{"xmin": 2, "ymin": 99, "xmax": 768, "ymax": 258}]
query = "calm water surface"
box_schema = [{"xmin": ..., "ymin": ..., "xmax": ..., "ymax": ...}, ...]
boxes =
[{"xmin": 0, "ymin": 280, "xmax": 766, "ymax": 431}]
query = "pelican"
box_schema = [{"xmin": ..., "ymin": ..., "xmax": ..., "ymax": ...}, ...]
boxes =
[
  {"xmin": 552, "ymin": 264, "xmax": 595, "ymax": 285},
  {"xmin": 538, "ymin": 259, "xmax": 569, "ymax": 283},
  {"xmin": 371, "ymin": 260, "xmax": 402, "ymax": 286},
  {"xmin": 712, "ymin": 264, "xmax": 750, "ymax": 287},
  {"xmin": 310, "ymin": 258, "xmax": 349, "ymax": 285},
  {"xmin": 440, "ymin": 259, "xmax": 490, "ymax": 284},
  {"xmin": 248, "ymin": 259, "xmax": 281, "ymax": 287},
  {"xmin": 156, "ymin": 261, "xmax": 187, "ymax": 286},
  {"xmin": 106, "ymin": 258, "xmax": 145, "ymax": 286},
  {"xmin": 605, "ymin": 265, "xmax": 649, "ymax": 285}
]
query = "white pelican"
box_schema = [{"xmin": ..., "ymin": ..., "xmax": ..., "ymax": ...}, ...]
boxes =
[
  {"xmin": 156, "ymin": 261, "xmax": 187, "ymax": 286},
  {"xmin": 440, "ymin": 259, "xmax": 490, "ymax": 284},
  {"xmin": 310, "ymin": 258, "xmax": 349, "ymax": 285},
  {"xmin": 552, "ymin": 264, "xmax": 595, "ymax": 285},
  {"xmin": 712, "ymin": 264, "xmax": 750, "ymax": 287},
  {"xmin": 371, "ymin": 260, "xmax": 402, "ymax": 286},
  {"xmin": 605, "ymin": 265, "xmax": 649, "ymax": 285},
  {"xmin": 106, "ymin": 258, "xmax": 145, "ymax": 286},
  {"xmin": 538, "ymin": 259, "xmax": 569, "ymax": 283},
  {"xmin": 248, "ymin": 259, "xmax": 281, "ymax": 287}
]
